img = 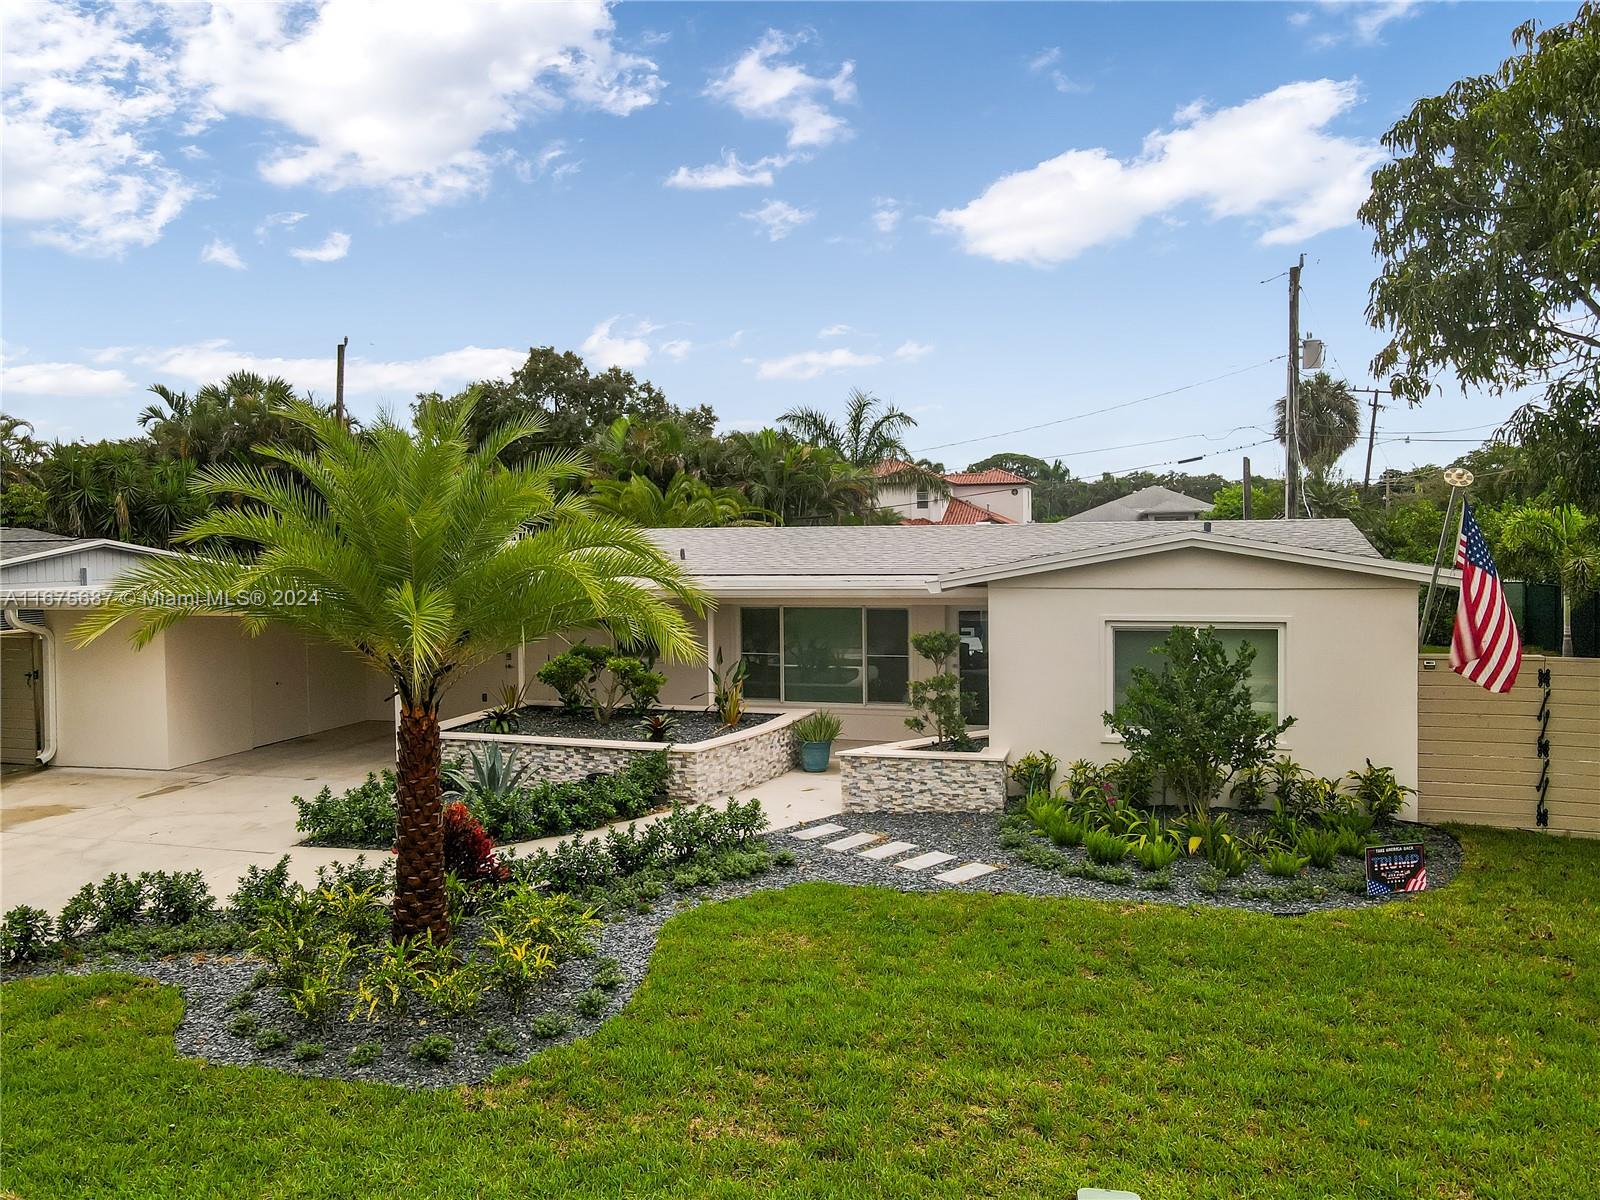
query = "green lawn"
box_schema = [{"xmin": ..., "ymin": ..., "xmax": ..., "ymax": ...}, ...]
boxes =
[{"xmin": 4, "ymin": 827, "xmax": 1597, "ymax": 1199}]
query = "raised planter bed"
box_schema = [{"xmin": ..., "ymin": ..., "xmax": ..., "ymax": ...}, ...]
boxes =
[
  {"xmin": 440, "ymin": 703, "xmax": 805, "ymax": 805},
  {"xmin": 837, "ymin": 732, "xmax": 1009, "ymax": 814}
]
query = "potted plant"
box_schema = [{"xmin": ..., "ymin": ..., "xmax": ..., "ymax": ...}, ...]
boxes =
[{"xmin": 792, "ymin": 710, "xmax": 843, "ymax": 772}]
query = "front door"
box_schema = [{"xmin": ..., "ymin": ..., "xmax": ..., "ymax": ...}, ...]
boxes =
[{"xmin": 957, "ymin": 610, "xmax": 989, "ymax": 726}]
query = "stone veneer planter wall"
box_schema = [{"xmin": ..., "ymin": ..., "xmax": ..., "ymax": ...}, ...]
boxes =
[
  {"xmin": 438, "ymin": 704, "xmax": 804, "ymax": 806},
  {"xmin": 837, "ymin": 733, "xmax": 1009, "ymax": 814}
]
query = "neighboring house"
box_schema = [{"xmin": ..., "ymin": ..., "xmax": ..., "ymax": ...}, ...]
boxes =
[
  {"xmin": 2, "ymin": 520, "xmax": 1438, "ymax": 798},
  {"xmin": 1067, "ymin": 484, "xmax": 1211, "ymax": 523},
  {"xmin": 873, "ymin": 460, "xmax": 1033, "ymax": 524}
]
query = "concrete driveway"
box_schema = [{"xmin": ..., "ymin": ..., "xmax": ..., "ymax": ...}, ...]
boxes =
[
  {"xmin": 1, "ymin": 722, "xmax": 393, "ymax": 913},
  {"xmin": 0, "ymin": 722, "xmax": 846, "ymax": 914}
]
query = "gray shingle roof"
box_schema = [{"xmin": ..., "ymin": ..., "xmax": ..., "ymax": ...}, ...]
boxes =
[
  {"xmin": 1065, "ymin": 485, "xmax": 1212, "ymax": 522},
  {"xmin": 646, "ymin": 519, "xmax": 1378, "ymax": 579},
  {"xmin": 0, "ymin": 527, "xmax": 84, "ymax": 563}
]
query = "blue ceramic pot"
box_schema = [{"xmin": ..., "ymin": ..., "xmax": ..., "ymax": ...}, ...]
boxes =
[{"xmin": 799, "ymin": 740, "xmax": 832, "ymax": 772}]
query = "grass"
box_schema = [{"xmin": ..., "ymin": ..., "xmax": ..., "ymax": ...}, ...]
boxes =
[{"xmin": 4, "ymin": 827, "xmax": 1597, "ymax": 1198}]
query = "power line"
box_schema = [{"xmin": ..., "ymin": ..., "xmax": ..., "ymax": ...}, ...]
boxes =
[{"xmin": 911, "ymin": 355, "xmax": 1287, "ymax": 455}]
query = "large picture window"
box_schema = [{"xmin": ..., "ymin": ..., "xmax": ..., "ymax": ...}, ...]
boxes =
[
  {"xmin": 1111, "ymin": 625, "xmax": 1281, "ymax": 720},
  {"xmin": 739, "ymin": 607, "xmax": 911, "ymax": 704}
]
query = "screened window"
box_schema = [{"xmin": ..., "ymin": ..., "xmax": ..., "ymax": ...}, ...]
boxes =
[
  {"xmin": 738, "ymin": 607, "xmax": 911, "ymax": 704},
  {"xmin": 915, "ymin": 487, "xmax": 930, "ymax": 510},
  {"xmin": 1111, "ymin": 626, "xmax": 1280, "ymax": 720}
]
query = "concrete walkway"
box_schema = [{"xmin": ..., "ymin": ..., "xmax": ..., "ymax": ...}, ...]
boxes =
[
  {"xmin": 788, "ymin": 818, "xmax": 1002, "ymax": 884},
  {"xmin": 0, "ymin": 724, "xmax": 845, "ymax": 913}
]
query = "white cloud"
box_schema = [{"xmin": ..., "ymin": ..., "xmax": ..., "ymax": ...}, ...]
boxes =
[
  {"xmin": 871, "ymin": 197, "xmax": 902, "ymax": 235},
  {"xmin": 1028, "ymin": 47, "xmax": 1062, "ymax": 72},
  {"xmin": 818, "ymin": 324, "xmax": 855, "ymax": 339},
  {"xmin": 1025, "ymin": 43, "xmax": 1087, "ymax": 93},
  {"xmin": 0, "ymin": 2, "xmax": 662, "ymax": 254},
  {"xmin": 755, "ymin": 348, "xmax": 881, "ymax": 381},
  {"xmin": 289, "ymin": 231, "xmax": 351, "ymax": 263},
  {"xmin": 1299, "ymin": 1, "xmax": 1421, "ymax": 47},
  {"xmin": 0, "ymin": 359, "xmax": 134, "ymax": 396},
  {"xmin": 936, "ymin": 79, "xmax": 1382, "ymax": 265},
  {"xmin": 1348, "ymin": 0, "xmax": 1421, "ymax": 43},
  {"xmin": 580, "ymin": 317, "xmax": 652, "ymax": 370},
  {"xmin": 113, "ymin": 340, "xmax": 527, "ymax": 398},
  {"xmin": 742, "ymin": 199, "xmax": 815, "ymax": 241},
  {"xmin": 174, "ymin": 1, "xmax": 662, "ymax": 216},
  {"xmin": 893, "ymin": 340, "xmax": 934, "ymax": 362},
  {"xmin": 255, "ymin": 210, "xmax": 307, "ymax": 236},
  {"xmin": 707, "ymin": 30, "xmax": 855, "ymax": 149},
  {"xmin": 664, "ymin": 151, "xmax": 796, "ymax": 190},
  {"xmin": 660, "ymin": 340, "xmax": 693, "ymax": 361},
  {"xmin": 200, "ymin": 238, "xmax": 246, "ymax": 270},
  {"xmin": 0, "ymin": 3, "xmax": 196, "ymax": 256}
]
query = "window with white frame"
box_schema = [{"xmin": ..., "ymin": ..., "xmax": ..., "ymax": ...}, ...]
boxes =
[
  {"xmin": 1110, "ymin": 624, "xmax": 1282, "ymax": 721},
  {"xmin": 740, "ymin": 607, "xmax": 910, "ymax": 704},
  {"xmin": 915, "ymin": 487, "xmax": 930, "ymax": 509}
]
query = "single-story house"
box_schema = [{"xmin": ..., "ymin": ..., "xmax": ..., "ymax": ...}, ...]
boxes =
[
  {"xmin": 1, "ymin": 520, "xmax": 1435, "ymax": 793},
  {"xmin": 1068, "ymin": 484, "xmax": 1211, "ymax": 522}
]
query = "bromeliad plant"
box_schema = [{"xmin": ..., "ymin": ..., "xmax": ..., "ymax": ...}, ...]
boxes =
[{"xmin": 72, "ymin": 395, "xmax": 705, "ymax": 942}]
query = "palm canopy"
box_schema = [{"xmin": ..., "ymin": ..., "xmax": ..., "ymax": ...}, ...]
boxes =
[
  {"xmin": 75, "ymin": 397, "xmax": 705, "ymax": 707},
  {"xmin": 779, "ymin": 388, "xmax": 917, "ymax": 468},
  {"xmin": 75, "ymin": 397, "xmax": 706, "ymax": 940},
  {"xmin": 589, "ymin": 472, "xmax": 775, "ymax": 528},
  {"xmin": 1499, "ymin": 502, "xmax": 1599, "ymax": 656},
  {"xmin": 1274, "ymin": 372, "xmax": 1362, "ymax": 477}
]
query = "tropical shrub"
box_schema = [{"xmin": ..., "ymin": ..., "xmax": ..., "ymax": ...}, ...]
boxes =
[
  {"xmin": 1208, "ymin": 837, "xmax": 1251, "ymax": 878},
  {"xmin": 1063, "ymin": 759, "xmax": 1105, "ymax": 796},
  {"xmin": 1083, "ymin": 828, "xmax": 1130, "ymax": 865},
  {"xmin": 793, "ymin": 710, "xmax": 844, "ymax": 743},
  {"xmin": 1008, "ymin": 751, "xmax": 1059, "ymax": 796},
  {"xmin": 538, "ymin": 644, "xmax": 665, "ymax": 724},
  {"xmin": 346, "ymin": 1042, "xmax": 382, "ymax": 1067},
  {"xmin": 294, "ymin": 772, "xmax": 396, "ymax": 848},
  {"xmin": 1104, "ymin": 626, "xmax": 1294, "ymax": 812},
  {"xmin": 482, "ymin": 684, "xmax": 526, "ymax": 734},
  {"xmin": 1105, "ymin": 755, "xmax": 1155, "ymax": 808},
  {"xmin": 707, "ymin": 651, "xmax": 748, "ymax": 727},
  {"xmin": 1230, "ymin": 766, "xmax": 1272, "ymax": 812},
  {"xmin": 229, "ymin": 856, "xmax": 294, "ymax": 923},
  {"xmin": 1297, "ymin": 829, "xmax": 1340, "ymax": 870},
  {"xmin": 1, "ymin": 906, "xmax": 54, "ymax": 965},
  {"xmin": 530, "ymin": 1013, "xmax": 571, "ymax": 1039},
  {"xmin": 1044, "ymin": 812, "xmax": 1085, "ymax": 848},
  {"xmin": 407, "ymin": 1034, "xmax": 454, "ymax": 1064},
  {"xmin": 442, "ymin": 802, "xmax": 510, "ymax": 885},
  {"xmin": 1135, "ymin": 839, "xmax": 1179, "ymax": 871},
  {"xmin": 905, "ymin": 630, "xmax": 975, "ymax": 750},
  {"xmin": 1333, "ymin": 829, "xmax": 1369, "ymax": 858},
  {"xmin": 1264, "ymin": 850, "xmax": 1309, "ymax": 878},
  {"xmin": 1346, "ymin": 759, "xmax": 1414, "ymax": 820},
  {"xmin": 291, "ymin": 1042, "xmax": 326, "ymax": 1062},
  {"xmin": 638, "ymin": 712, "xmax": 679, "ymax": 743}
]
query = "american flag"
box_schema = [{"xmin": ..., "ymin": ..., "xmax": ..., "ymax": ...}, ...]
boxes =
[
  {"xmin": 1367, "ymin": 869, "xmax": 1429, "ymax": 897},
  {"xmin": 1449, "ymin": 500, "xmax": 1523, "ymax": 694}
]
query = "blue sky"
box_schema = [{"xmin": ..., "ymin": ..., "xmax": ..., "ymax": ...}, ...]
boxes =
[{"xmin": 0, "ymin": 1, "xmax": 1560, "ymax": 482}]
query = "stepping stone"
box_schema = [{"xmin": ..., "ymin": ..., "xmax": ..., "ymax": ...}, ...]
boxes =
[
  {"xmin": 935, "ymin": 862, "xmax": 1001, "ymax": 884},
  {"xmin": 858, "ymin": 840, "xmax": 918, "ymax": 861},
  {"xmin": 824, "ymin": 832, "xmax": 883, "ymax": 852},
  {"xmin": 896, "ymin": 851, "xmax": 956, "ymax": 872},
  {"xmin": 790, "ymin": 823, "xmax": 847, "ymax": 841}
]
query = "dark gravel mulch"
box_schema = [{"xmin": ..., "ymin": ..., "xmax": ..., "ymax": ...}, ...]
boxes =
[
  {"xmin": 9, "ymin": 814, "xmax": 1460, "ymax": 1088},
  {"xmin": 456, "ymin": 705, "xmax": 772, "ymax": 744}
]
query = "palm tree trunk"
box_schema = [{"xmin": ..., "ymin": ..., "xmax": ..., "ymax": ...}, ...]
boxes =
[
  {"xmin": 393, "ymin": 700, "xmax": 450, "ymax": 943},
  {"xmin": 1561, "ymin": 589, "xmax": 1574, "ymax": 658}
]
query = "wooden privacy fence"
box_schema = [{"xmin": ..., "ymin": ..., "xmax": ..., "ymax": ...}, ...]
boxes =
[{"xmin": 1417, "ymin": 655, "xmax": 1600, "ymax": 838}]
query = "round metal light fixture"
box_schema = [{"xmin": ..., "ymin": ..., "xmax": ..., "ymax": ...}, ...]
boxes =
[{"xmin": 1442, "ymin": 467, "xmax": 1474, "ymax": 488}]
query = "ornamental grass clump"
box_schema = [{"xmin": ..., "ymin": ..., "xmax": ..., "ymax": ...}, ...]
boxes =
[{"xmin": 1083, "ymin": 828, "xmax": 1130, "ymax": 866}]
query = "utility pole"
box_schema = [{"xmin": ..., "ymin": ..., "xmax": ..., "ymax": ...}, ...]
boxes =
[
  {"xmin": 1355, "ymin": 386, "xmax": 1393, "ymax": 496},
  {"xmin": 1242, "ymin": 456, "xmax": 1253, "ymax": 519},
  {"xmin": 335, "ymin": 336, "xmax": 349, "ymax": 428},
  {"xmin": 1284, "ymin": 255, "xmax": 1304, "ymax": 519}
]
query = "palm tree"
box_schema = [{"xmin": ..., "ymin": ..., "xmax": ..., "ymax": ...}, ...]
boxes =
[
  {"xmin": 1499, "ymin": 503, "xmax": 1599, "ymax": 656},
  {"xmin": 589, "ymin": 472, "xmax": 775, "ymax": 527},
  {"xmin": 1275, "ymin": 372, "xmax": 1362, "ymax": 478},
  {"xmin": 779, "ymin": 387, "xmax": 948, "ymax": 502},
  {"xmin": 725, "ymin": 429, "xmax": 875, "ymax": 524},
  {"xmin": 140, "ymin": 372, "xmax": 306, "ymax": 465},
  {"xmin": 74, "ymin": 397, "xmax": 705, "ymax": 940}
]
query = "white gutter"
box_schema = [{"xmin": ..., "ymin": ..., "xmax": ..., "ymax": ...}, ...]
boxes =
[{"xmin": 3, "ymin": 605, "xmax": 57, "ymax": 764}]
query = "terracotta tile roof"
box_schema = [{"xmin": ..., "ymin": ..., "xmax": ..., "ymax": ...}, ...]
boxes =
[
  {"xmin": 943, "ymin": 468, "xmax": 1031, "ymax": 486},
  {"xmin": 906, "ymin": 497, "xmax": 1016, "ymax": 526},
  {"xmin": 871, "ymin": 458, "xmax": 922, "ymax": 478}
]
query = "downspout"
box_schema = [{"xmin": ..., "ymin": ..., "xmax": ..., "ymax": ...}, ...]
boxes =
[{"xmin": 4, "ymin": 606, "xmax": 57, "ymax": 764}]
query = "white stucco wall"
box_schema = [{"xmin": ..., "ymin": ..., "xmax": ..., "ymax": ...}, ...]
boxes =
[
  {"xmin": 985, "ymin": 548, "xmax": 1420, "ymax": 804},
  {"xmin": 164, "ymin": 618, "xmax": 257, "ymax": 766},
  {"xmin": 45, "ymin": 611, "xmax": 171, "ymax": 770},
  {"xmin": 950, "ymin": 482, "xmax": 1031, "ymax": 524}
]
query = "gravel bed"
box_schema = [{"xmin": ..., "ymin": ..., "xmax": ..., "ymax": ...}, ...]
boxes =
[
  {"xmin": 8, "ymin": 814, "xmax": 1459, "ymax": 1088},
  {"xmin": 455, "ymin": 705, "xmax": 772, "ymax": 743}
]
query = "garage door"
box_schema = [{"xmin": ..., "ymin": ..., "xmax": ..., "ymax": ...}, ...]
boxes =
[
  {"xmin": 249, "ymin": 624, "xmax": 311, "ymax": 747},
  {"xmin": 1, "ymin": 637, "xmax": 40, "ymax": 765}
]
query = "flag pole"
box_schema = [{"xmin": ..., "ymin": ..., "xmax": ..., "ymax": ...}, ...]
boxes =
[{"xmin": 1419, "ymin": 467, "xmax": 1474, "ymax": 650}]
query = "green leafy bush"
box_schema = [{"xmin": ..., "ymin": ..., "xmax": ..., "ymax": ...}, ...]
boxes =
[
  {"xmin": 1208, "ymin": 837, "xmax": 1251, "ymax": 878},
  {"xmin": 478, "ymin": 1025, "xmax": 518, "ymax": 1056},
  {"xmin": 592, "ymin": 958, "xmax": 625, "ymax": 991},
  {"xmin": 1083, "ymin": 829, "xmax": 1130, "ymax": 866},
  {"xmin": 1334, "ymin": 829, "xmax": 1369, "ymax": 858},
  {"xmin": 1346, "ymin": 759, "xmax": 1414, "ymax": 820},
  {"xmin": 464, "ymin": 752, "xmax": 670, "ymax": 842},
  {"xmin": 227, "ymin": 1013, "xmax": 258, "ymax": 1038},
  {"xmin": 904, "ymin": 631, "xmax": 975, "ymax": 750},
  {"xmin": 1008, "ymin": 751, "xmax": 1059, "ymax": 796},
  {"xmin": 293, "ymin": 772, "xmax": 396, "ymax": 848},
  {"xmin": 1134, "ymin": 839, "xmax": 1179, "ymax": 871},
  {"xmin": 1104, "ymin": 626, "xmax": 1295, "ymax": 813},
  {"xmin": 1297, "ymin": 829, "xmax": 1340, "ymax": 870},
  {"xmin": 1264, "ymin": 850, "xmax": 1309, "ymax": 878},
  {"xmin": 253, "ymin": 1028, "xmax": 288, "ymax": 1052},
  {"xmin": 537, "ymin": 644, "xmax": 665, "ymax": 724},
  {"xmin": 346, "ymin": 1042, "xmax": 382, "ymax": 1067},
  {"xmin": 576, "ymin": 988, "xmax": 608, "ymax": 1017},
  {"xmin": 407, "ymin": 1034, "xmax": 454, "ymax": 1064},
  {"xmin": 229, "ymin": 856, "xmax": 293, "ymax": 923},
  {"xmin": 290, "ymin": 1042, "xmax": 325, "ymax": 1062},
  {"xmin": 530, "ymin": 1013, "xmax": 571, "ymax": 1039},
  {"xmin": 1, "ymin": 906, "xmax": 55, "ymax": 965}
]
